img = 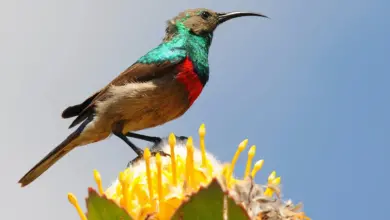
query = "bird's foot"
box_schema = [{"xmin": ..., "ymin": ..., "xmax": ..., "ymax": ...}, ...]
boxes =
[
  {"xmin": 174, "ymin": 135, "xmax": 189, "ymax": 142},
  {"xmin": 124, "ymin": 133, "xmax": 189, "ymax": 167},
  {"xmin": 125, "ymin": 132, "xmax": 162, "ymax": 144},
  {"xmin": 113, "ymin": 132, "xmax": 144, "ymax": 156},
  {"xmin": 126, "ymin": 132, "xmax": 189, "ymax": 145},
  {"xmin": 127, "ymin": 150, "xmax": 171, "ymax": 167}
]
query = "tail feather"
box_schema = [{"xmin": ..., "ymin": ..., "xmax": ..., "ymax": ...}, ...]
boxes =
[
  {"xmin": 18, "ymin": 127, "xmax": 84, "ymax": 187},
  {"xmin": 62, "ymin": 92, "xmax": 99, "ymax": 119}
]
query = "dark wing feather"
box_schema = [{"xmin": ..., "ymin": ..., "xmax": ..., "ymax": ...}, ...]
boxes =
[
  {"xmin": 67, "ymin": 60, "xmax": 184, "ymax": 129},
  {"xmin": 61, "ymin": 91, "xmax": 100, "ymax": 118}
]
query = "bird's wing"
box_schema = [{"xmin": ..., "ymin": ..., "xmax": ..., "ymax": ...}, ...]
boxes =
[
  {"xmin": 62, "ymin": 91, "xmax": 100, "ymax": 119},
  {"xmin": 65, "ymin": 54, "xmax": 187, "ymax": 129}
]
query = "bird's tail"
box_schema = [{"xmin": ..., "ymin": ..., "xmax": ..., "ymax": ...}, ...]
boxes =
[{"xmin": 18, "ymin": 119, "xmax": 91, "ymax": 187}]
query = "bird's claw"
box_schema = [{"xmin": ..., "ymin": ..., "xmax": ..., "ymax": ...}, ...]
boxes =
[
  {"xmin": 175, "ymin": 135, "xmax": 189, "ymax": 142},
  {"xmin": 125, "ymin": 132, "xmax": 162, "ymax": 144},
  {"xmin": 125, "ymin": 134, "xmax": 188, "ymax": 167},
  {"xmin": 127, "ymin": 150, "xmax": 171, "ymax": 167}
]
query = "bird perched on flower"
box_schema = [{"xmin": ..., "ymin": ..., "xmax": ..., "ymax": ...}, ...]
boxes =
[
  {"xmin": 67, "ymin": 125, "xmax": 309, "ymax": 220},
  {"xmin": 126, "ymin": 135, "xmax": 189, "ymax": 167},
  {"xmin": 19, "ymin": 8, "xmax": 268, "ymax": 187}
]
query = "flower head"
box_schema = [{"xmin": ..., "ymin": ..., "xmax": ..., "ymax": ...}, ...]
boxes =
[{"xmin": 68, "ymin": 124, "xmax": 310, "ymax": 220}]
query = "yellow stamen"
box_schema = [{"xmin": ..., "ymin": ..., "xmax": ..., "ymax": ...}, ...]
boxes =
[
  {"xmin": 273, "ymin": 176, "xmax": 281, "ymax": 184},
  {"xmin": 126, "ymin": 175, "xmax": 141, "ymax": 203},
  {"xmin": 268, "ymin": 171, "xmax": 276, "ymax": 182},
  {"xmin": 138, "ymin": 204, "xmax": 153, "ymax": 220},
  {"xmin": 67, "ymin": 193, "xmax": 87, "ymax": 220},
  {"xmin": 228, "ymin": 139, "xmax": 248, "ymax": 185},
  {"xmin": 156, "ymin": 153, "xmax": 163, "ymax": 214},
  {"xmin": 264, "ymin": 189, "xmax": 272, "ymax": 197},
  {"xmin": 244, "ymin": 145, "xmax": 256, "ymax": 179},
  {"xmin": 68, "ymin": 124, "xmax": 308, "ymax": 220},
  {"xmin": 115, "ymin": 182, "xmax": 122, "ymax": 196},
  {"xmin": 119, "ymin": 171, "xmax": 128, "ymax": 209},
  {"xmin": 144, "ymin": 148, "xmax": 154, "ymax": 206},
  {"xmin": 186, "ymin": 137, "xmax": 194, "ymax": 190},
  {"xmin": 251, "ymin": 159, "xmax": 264, "ymax": 178},
  {"xmin": 198, "ymin": 123, "xmax": 207, "ymax": 169},
  {"xmin": 93, "ymin": 169, "xmax": 104, "ymax": 195},
  {"xmin": 221, "ymin": 164, "xmax": 231, "ymax": 187},
  {"xmin": 168, "ymin": 133, "xmax": 177, "ymax": 186},
  {"xmin": 293, "ymin": 212, "xmax": 311, "ymax": 220},
  {"xmin": 264, "ymin": 171, "xmax": 281, "ymax": 197}
]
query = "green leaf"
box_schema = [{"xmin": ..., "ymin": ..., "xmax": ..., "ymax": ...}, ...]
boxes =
[
  {"xmin": 227, "ymin": 195, "xmax": 250, "ymax": 220},
  {"xmin": 171, "ymin": 179, "xmax": 249, "ymax": 220},
  {"xmin": 86, "ymin": 187, "xmax": 133, "ymax": 220}
]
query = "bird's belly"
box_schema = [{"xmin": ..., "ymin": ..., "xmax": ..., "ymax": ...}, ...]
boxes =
[{"xmin": 94, "ymin": 77, "xmax": 191, "ymax": 133}]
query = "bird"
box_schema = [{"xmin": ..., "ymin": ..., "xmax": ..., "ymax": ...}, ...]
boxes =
[{"xmin": 18, "ymin": 8, "xmax": 268, "ymax": 187}]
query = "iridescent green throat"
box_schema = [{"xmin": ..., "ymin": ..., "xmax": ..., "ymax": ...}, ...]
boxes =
[{"xmin": 138, "ymin": 24, "xmax": 212, "ymax": 85}]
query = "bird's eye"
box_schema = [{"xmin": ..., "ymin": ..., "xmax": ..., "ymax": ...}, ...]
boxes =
[{"xmin": 200, "ymin": 11, "xmax": 211, "ymax": 20}]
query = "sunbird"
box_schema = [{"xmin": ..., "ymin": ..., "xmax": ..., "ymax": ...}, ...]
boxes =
[{"xmin": 19, "ymin": 8, "xmax": 267, "ymax": 187}]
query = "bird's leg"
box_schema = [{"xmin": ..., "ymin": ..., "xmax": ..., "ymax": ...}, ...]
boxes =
[
  {"xmin": 123, "ymin": 132, "xmax": 189, "ymax": 167},
  {"xmin": 113, "ymin": 132, "xmax": 144, "ymax": 156},
  {"xmin": 126, "ymin": 132, "xmax": 189, "ymax": 144},
  {"xmin": 112, "ymin": 122, "xmax": 144, "ymax": 156},
  {"xmin": 125, "ymin": 132, "xmax": 162, "ymax": 144},
  {"xmin": 124, "ymin": 132, "xmax": 177, "ymax": 168}
]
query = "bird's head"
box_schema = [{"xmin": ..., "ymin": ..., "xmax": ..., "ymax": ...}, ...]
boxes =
[{"xmin": 164, "ymin": 8, "xmax": 268, "ymax": 41}]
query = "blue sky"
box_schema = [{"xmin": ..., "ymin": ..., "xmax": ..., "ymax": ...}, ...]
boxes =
[{"xmin": 0, "ymin": 0, "xmax": 389, "ymax": 219}]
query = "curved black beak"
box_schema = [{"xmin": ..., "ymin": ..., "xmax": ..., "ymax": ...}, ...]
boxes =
[{"xmin": 217, "ymin": 11, "xmax": 268, "ymax": 25}]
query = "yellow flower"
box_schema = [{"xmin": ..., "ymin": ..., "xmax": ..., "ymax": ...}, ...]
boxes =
[{"xmin": 68, "ymin": 124, "xmax": 310, "ymax": 220}]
